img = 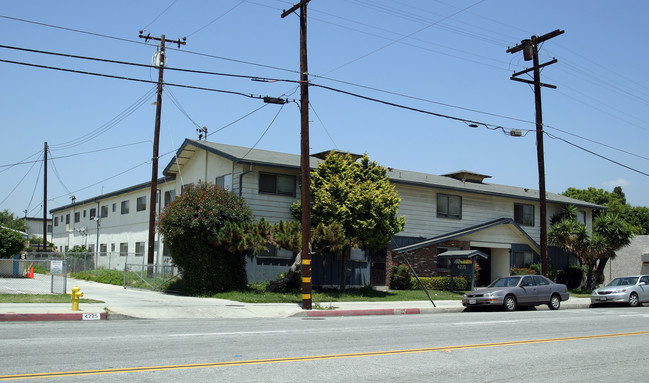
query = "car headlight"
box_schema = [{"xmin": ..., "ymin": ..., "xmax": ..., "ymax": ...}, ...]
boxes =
[
  {"xmin": 484, "ymin": 293, "xmax": 495, "ymax": 298},
  {"xmin": 614, "ymin": 288, "xmax": 628, "ymax": 293}
]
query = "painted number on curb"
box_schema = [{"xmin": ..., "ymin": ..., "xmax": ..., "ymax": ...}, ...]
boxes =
[{"xmin": 82, "ymin": 313, "xmax": 101, "ymax": 320}]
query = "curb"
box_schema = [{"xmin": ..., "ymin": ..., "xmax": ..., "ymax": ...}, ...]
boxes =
[
  {"xmin": 0, "ymin": 312, "xmax": 107, "ymax": 322},
  {"xmin": 306, "ymin": 308, "xmax": 422, "ymax": 317}
]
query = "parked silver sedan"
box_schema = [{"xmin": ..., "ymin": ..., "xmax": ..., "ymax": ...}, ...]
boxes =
[
  {"xmin": 590, "ymin": 275, "xmax": 649, "ymax": 307},
  {"xmin": 462, "ymin": 275, "xmax": 570, "ymax": 311}
]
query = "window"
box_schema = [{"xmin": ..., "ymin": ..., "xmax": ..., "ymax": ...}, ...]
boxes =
[
  {"xmin": 89, "ymin": 208, "xmax": 96, "ymax": 220},
  {"xmin": 577, "ymin": 211, "xmax": 586, "ymax": 225},
  {"xmin": 47, "ymin": 225, "xmax": 52, "ymax": 233},
  {"xmin": 513, "ymin": 251, "xmax": 534, "ymax": 268},
  {"xmin": 99, "ymin": 244, "xmax": 107, "ymax": 256},
  {"xmin": 100, "ymin": 205, "xmax": 108, "ymax": 218},
  {"xmin": 121, "ymin": 200, "xmax": 130, "ymax": 215},
  {"xmin": 533, "ymin": 276, "xmax": 549, "ymax": 286},
  {"xmin": 88, "ymin": 244, "xmax": 95, "ymax": 252},
  {"xmin": 437, "ymin": 194, "xmax": 462, "ymax": 219},
  {"xmin": 135, "ymin": 242, "xmax": 145, "ymax": 257},
  {"xmin": 65, "ymin": 214, "xmax": 70, "ymax": 225},
  {"xmin": 181, "ymin": 183, "xmax": 194, "ymax": 194},
  {"xmin": 54, "ymin": 217, "xmax": 58, "ymax": 227},
  {"xmin": 514, "ymin": 204, "xmax": 534, "ymax": 226},
  {"xmin": 74, "ymin": 212, "xmax": 80, "ymax": 223},
  {"xmin": 119, "ymin": 242, "xmax": 128, "ymax": 255},
  {"xmin": 83, "ymin": 210, "xmax": 87, "ymax": 218},
  {"xmin": 216, "ymin": 174, "xmax": 233, "ymax": 190},
  {"xmin": 112, "ymin": 203, "xmax": 116, "ymax": 213},
  {"xmin": 259, "ymin": 173, "xmax": 296, "ymax": 196},
  {"xmin": 164, "ymin": 190, "xmax": 176, "ymax": 207},
  {"xmin": 136, "ymin": 196, "xmax": 147, "ymax": 212},
  {"xmin": 257, "ymin": 244, "xmax": 295, "ymax": 259},
  {"xmin": 111, "ymin": 243, "xmax": 115, "ymax": 252}
]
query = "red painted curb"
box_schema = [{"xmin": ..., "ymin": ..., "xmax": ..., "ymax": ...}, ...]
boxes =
[
  {"xmin": 306, "ymin": 308, "xmax": 420, "ymax": 317},
  {"xmin": 0, "ymin": 312, "xmax": 106, "ymax": 321}
]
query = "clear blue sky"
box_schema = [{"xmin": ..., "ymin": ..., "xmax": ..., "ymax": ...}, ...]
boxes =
[{"xmin": 1, "ymin": 1, "xmax": 648, "ymax": 218}]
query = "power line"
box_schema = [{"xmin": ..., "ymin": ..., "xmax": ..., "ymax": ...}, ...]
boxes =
[
  {"xmin": 141, "ymin": 0, "xmax": 178, "ymax": 31},
  {"xmin": 546, "ymin": 132, "xmax": 649, "ymax": 178}
]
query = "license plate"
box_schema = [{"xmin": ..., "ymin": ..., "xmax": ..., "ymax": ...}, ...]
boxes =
[
  {"xmin": 598, "ymin": 297, "xmax": 607, "ymax": 301},
  {"xmin": 469, "ymin": 299, "xmax": 476, "ymax": 304}
]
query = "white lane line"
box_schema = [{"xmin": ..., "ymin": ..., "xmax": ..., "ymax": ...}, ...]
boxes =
[{"xmin": 169, "ymin": 330, "xmax": 288, "ymax": 337}]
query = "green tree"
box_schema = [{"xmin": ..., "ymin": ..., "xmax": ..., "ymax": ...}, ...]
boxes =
[
  {"xmin": 0, "ymin": 210, "xmax": 27, "ymax": 232},
  {"xmin": 549, "ymin": 213, "xmax": 633, "ymax": 290},
  {"xmin": 157, "ymin": 183, "xmax": 255, "ymax": 294},
  {"xmin": 562, "ymin": 186, "xmax": 649, "ymax": 234},
  {"xmin": 0, "ymin": 227, "xmax": 26, "ymax": 258},
  {"xmin": 292, "ymin": 152, "xmax": 405, "ymax": 292}
]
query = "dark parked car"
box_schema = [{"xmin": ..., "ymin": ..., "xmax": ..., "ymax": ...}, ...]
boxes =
[
  {"xmin": 462, "ymin": 275, "xmax": 570, "ymax": 311},
  {"xmin": 590, "ymin": 275, "xmax": 649, "ymax": 307}
]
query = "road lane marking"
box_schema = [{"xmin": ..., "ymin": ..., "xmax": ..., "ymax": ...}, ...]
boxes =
[
  {"xmin": 168, "ymin": 330, "xmax": 288, "ymax": 337},
  {"xmin": 2, "ymin": 330, "xmax": 648, "ymax": 380}
]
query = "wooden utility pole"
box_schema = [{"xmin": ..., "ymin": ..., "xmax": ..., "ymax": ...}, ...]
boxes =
[
  {"xmin": 507, "ymin": 29, "xmax": 564, "ymax": 277},
  {"xmin": 42, "ymin": 142, "xmax": 48, "ymax": 252},
  {"xmin": 282, "ymin": 0, "xmax": 312, "ymax": 310},
  {"xmin": 139, "ymin": 33, "xmax": 185, "ymax": 267}
]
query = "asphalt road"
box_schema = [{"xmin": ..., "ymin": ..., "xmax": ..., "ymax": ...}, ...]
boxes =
[{"xmin": 2, "ymin": 305, "xmax": 649, "ymax": 382}]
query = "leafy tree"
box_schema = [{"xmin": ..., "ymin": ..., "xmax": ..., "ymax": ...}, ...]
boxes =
[
  {"xmin": 0, "ymin": 227, "xmax": 26, "ymax": 258},
  {"xmin": 292, "ymin": 152, "xmax": 405, "ymax": 292},
  {"xmin": 549, "ymin": 213, "xmax": 633, "ymax": 290},
  {"xmin": 157, "ymin": 183, "xmax": 255, "ymax": 294},
  {"xmin": 562, "ymin": 186, "xmax": 649, "ymax": 234},
  {"xmin": 0, "ymin": 210, "xmax": 27, "ymax": 232}
]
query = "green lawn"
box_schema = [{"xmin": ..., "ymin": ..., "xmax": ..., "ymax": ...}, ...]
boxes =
[{"xmin": 210, "ymin": 284, "xmax": 466, "ymax": 304}]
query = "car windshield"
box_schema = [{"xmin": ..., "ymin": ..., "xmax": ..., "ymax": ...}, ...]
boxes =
[
  {"xmin": 608, "ymin": 277, "xmax": 638, "ymax": 286},
  {"xmin": 488, "ymin": 276, "xmax": 521, "ymax": 288}
]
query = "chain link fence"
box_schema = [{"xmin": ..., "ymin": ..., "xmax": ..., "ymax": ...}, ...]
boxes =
[
  {"xmin": 0, "ymin": 258, "xmax": 68, "ymax": 294},
  {"xmin": 13, "ymin": 252, "xmax": 181, "ymax": 292}
]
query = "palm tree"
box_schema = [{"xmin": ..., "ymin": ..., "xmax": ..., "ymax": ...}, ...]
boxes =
[{"xmin": 549, "ymin": 213, "xmax": 633, "ymax": 290}]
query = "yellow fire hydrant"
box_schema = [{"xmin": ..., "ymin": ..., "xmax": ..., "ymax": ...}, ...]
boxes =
[{"xmin": 68, "ymin": 285, "xmax": 84, "ymax": 311}]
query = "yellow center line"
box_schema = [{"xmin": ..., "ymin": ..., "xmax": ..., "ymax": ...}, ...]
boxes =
[{"xmin": 2, "ymin": 331, "xmax": 648, "ymax": 380}]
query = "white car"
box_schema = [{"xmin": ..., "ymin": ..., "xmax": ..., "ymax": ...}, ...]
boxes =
[{"xmin": 590, "ymin": 275, "xmax": 649, "ymax": 307}]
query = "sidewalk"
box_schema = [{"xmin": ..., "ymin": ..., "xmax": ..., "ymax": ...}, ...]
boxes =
[{"xmin": 0, "ymin": 278, "xmax": 593, "ymax": 321}]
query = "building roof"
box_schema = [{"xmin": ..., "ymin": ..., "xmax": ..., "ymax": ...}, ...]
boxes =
[
  {"xmin": 392, "ymin": 217, "xmax": 540, "ymax": 254},
  {"xmin": 164, "ymin": 139, "xmax": 603, "ymax": 210},
  {"xmin": 50, "ymin": 176, "xmax": 175, "ymax": 214}
]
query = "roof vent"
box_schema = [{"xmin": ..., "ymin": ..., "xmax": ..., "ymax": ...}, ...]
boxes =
[{"xmin": 442, "ymin": 170, "xmax": 491, "ymax": 184}]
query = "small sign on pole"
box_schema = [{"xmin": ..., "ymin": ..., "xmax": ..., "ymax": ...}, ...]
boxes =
[{"xmin": 50, "ymin": 260, "xmax": 63, "ymax": 275}]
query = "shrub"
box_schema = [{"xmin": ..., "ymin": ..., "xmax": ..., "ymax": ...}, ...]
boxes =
[
  {"xmin": 418, "ymin": 276, "xmax": 469, "ymax": 291},
  {"xmin": 557, "ymin": 265, "xmax": 583, "ymax": 289},
  {"xmin": 389, "ymin": 265, "xmax": 413, "ymax": 290},
  {"xmin": 512, "ymin": 267, "xmax": 536, "ymax": 275},
  {"xmin": 157, "ymin": 183, "xmax": 253, "ymax": 295}
]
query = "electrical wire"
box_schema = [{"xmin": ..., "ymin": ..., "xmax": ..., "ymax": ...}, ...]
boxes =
[
  {"xmin": 321, "ymin": 0, "xmax": 487, "ymax": 75},
  {"xmin": 48, "ymin": 147, "xmax": 73, "ymax": 197},
  {"xmin": 1, "ymin": 142, "xmax": 153, "ymax": 167},
  {"xmin": 0, "ymin": 152, "xmax": 41, "ymax": 207},
  {"xmin": 186, "ymin": 0, "xmax": 245, "ymax": 37},
  {"xmin": 141, "ymin": 0, "xmax": 178, "ymax": 31},
  {"xmin": 50, "ymin": 87, "xmax": 157, "ymax": 150},
  {"xmin": 240, "ymin": 103, "xmax": 286, "ymax": 161},
  {"xmin": 545, "ymin": 132, "xmax": 649, "ymax": 178},
  {"xmin": 309, "ymin": 101, "xmax": 338, "ymax": 149}
]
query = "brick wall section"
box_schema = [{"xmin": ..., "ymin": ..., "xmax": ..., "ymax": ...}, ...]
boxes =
[{"xmin": 391, "ymin": 240, "xmax": 471, "ymax": 279}]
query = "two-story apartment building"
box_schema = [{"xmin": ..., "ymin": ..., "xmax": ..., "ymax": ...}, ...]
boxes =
[{"xmin": 50, "ymin": 139, "xmax": 602, "ymax": 287}]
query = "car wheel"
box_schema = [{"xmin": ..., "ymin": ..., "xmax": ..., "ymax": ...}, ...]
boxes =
[
  {"xmin": 548, "ymin": 294, "xmax": 561, "ymax": 310},
  {"xmin": 504, "ymin": 295, "xmax": 517, "ymax": 311},
  {"xmin": 629, "ymin": 292, "xmax": 639, "ymax": 307}
]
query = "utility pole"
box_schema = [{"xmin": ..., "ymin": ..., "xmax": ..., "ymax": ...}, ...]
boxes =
[
  {"xmin": 139, "ymin": 32, "xmax": 186, "ymax": 268},
  {"xmin": 507, "ymin": 29, "xmax": 564, "ymax": 277},
  {"xmin": 282, "ymin": 0, "xmax": 312, "ymax": 310},
  {"xmin": 42, "ymin": 142, "xmax": 48, "ymax": 252}
]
